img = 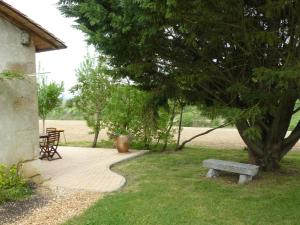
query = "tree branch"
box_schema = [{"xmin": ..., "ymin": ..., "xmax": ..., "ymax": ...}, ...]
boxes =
[
  {"xmin": 177, "ymin": 122, "xmax": 231, "ymax": 150},
  {"xmin": 293, "ymin": 107, "xmax": 300, "ymax": 114},
  {"xmin": 256, "ymin": 120, "xmax": 270, "ymax": 133},
  {"xmin": 282, "ymin": 120, "xmax": 300, "ymax": 157},
  {"xmin": 236, "ymin": 119, "xmax": 264, "ymax": 156},
  {"xmin": 269, "ymin": 95, "xmax": 297, "ymax": 142}
]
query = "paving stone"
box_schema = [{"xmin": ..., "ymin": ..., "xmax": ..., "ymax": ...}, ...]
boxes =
[{"xmin": 36, "ymin": 147, "xmax": 148, "ymax": 192}]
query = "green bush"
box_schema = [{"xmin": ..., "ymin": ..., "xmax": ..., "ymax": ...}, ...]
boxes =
[{"xmin": 0, "ymin": 164, "xmax": 32, "ymax": 204}]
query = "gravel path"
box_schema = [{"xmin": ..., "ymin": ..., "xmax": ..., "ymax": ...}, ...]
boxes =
[{"xmin": 1, "ymin": 187, "xmax": 101, "ymax": 225}]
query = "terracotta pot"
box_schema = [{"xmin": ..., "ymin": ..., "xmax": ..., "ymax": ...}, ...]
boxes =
[{"xmin": 115, "ymin": 135, "xmax": 129, "ymax": 153}]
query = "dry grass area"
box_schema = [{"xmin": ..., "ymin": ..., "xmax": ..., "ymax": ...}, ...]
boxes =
[
  {"xmin": 39, "ymin": 120, "xmax": 97, "ymax": 142},
  {"xmin": 39, "ymin": 120, "xmax": 300, "ymax": 150}
]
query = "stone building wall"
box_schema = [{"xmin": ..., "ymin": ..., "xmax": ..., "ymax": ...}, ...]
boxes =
[{"xmin": 0, "ymin": 16, "xmax": 39, "ymax": 165}]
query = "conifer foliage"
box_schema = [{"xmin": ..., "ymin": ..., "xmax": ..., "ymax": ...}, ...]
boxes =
[{"xmin": 59, "ymin": 0, "xmax": 300, "ymax": 170}]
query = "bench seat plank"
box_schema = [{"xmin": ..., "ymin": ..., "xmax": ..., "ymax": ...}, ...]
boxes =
[{"xmin": 203, "ymin": 159, "xmax": 259, "ymax": 176}]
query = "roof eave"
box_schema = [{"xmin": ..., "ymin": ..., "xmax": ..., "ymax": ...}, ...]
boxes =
[{"xmin": 0, "ymin": 0, "xmax": 67, "ymax": 52}]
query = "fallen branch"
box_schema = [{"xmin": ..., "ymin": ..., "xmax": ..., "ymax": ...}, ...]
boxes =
[{"xmin": 177, "ymin": 122, "xmax": 231, "ymax": 150}]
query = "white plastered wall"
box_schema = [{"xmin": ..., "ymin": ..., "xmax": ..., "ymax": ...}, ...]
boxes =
[{"xmin": 0, "ymin": 16, "xmax": 39, "ymax": 165}]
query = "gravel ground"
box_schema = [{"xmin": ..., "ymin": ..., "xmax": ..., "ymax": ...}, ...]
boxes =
[
  {"xmin": 0, "ymin": 187, "xmax": 50, "ymax": 225},
  {"xmin": 1, "ymin": 187, "xmax": 101, "ymax": 225}
]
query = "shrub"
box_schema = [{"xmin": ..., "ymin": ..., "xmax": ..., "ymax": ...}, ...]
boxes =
[{"xmin": 0, "ymin": 164, "xmax": 32, "ymax": 204}]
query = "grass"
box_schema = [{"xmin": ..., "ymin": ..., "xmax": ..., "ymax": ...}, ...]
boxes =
[
  {"xmin": 64, "ymin": 147, "xmax": 300, "ymax": 225},
  {"xmin": 290, "ymin": 110, "xmax": 300, "ymax": 130}
]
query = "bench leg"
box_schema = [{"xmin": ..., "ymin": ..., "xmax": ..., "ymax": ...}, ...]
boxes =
[
  {"xmin": 206, "ymin": 169, "xmax": 220, "ymax": 178},
  {"xmin": 238, "ymin": 174, "xmax": 252, "ymax": 184}
]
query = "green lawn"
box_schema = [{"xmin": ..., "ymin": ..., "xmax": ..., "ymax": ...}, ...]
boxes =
[{"xmin": 65, "ymin": 147, "xmax": 300, "ymax": 225}]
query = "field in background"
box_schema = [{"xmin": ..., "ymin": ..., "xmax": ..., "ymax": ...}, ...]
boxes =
[
  {"xmin": 47, "ymin": 104, "xmax": 300, "ymax": 130},
  {"xmin": 39, "ymin": 120, "xmax": 300, "ymax": 150},
  {"xmin": 47, "ymin": 105, "xmax": 226, "ymax": 128}
]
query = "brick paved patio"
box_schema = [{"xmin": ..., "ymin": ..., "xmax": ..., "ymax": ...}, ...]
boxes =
[{"xmin": 37, "ymin": 147, "xmax": 148, "ymax": 192}]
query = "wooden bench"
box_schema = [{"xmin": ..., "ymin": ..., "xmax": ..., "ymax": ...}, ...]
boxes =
[{"xmin": 203, "ymin": 159, "xmax": 259, "ymax": 184}]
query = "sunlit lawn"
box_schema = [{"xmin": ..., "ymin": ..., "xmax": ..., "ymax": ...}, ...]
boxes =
[
  {"xmin": 290, "ymin": 110, "xmax": 300, "ymax": 130},
  {"xmin": 64, "ymin": 147, "xmax": 300, "ymax": 225}
]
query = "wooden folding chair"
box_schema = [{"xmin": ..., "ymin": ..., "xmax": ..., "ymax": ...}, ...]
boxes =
[
  {"xmin": 40, "ymin": 128, "xmax": 56, "ymax": 146},
  {"xmin": 46, "ymin": 127, "xmax": 57, "ymax": 133},
  {"xmin": 40, "ymin": 131, "xmax": 62, "ymax": 160},
  {"xmin": 46, "ymin": 127, "xmax": 67, "ymax": 144}
]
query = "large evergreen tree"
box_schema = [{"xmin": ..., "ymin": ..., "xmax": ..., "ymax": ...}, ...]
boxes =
[{"xmin": 59, "ymin": 0, "xmax": 300, "ymax": 170}]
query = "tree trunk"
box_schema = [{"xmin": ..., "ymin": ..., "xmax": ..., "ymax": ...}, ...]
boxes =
[
  {"xmin": 175, "ymin": 104, "xmax": 184, "ymax": 151},
  {"xmin": 162, "ymin": 103, "xmax": 176, "ymax": 151},
  {"xmin": 92, "ymin": 129, "xmax": 100, "ymax": 148},
  {"xmin": 143, "ymin": 134, "xmax": 150, "ymax": 150},
  {"xmin": 92, "ymin": 111, "xmax": 101, "ymax": 148},
  {"xmin": 236, "ymin": 95, "xmax": 300, "ymax": 171},
  {"xmin": 42, "ymin": 118, "xmax": 46, "ymax": 133}
]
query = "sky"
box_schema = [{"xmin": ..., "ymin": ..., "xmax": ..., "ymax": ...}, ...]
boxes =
[{"xmin": 4, "ymin": 0, "xmax": 93, "ymax": 97}]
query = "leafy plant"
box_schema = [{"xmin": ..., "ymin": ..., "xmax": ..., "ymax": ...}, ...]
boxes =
[
  {"xmin": 38, "ymin": 76, "xmax": 64, "ymax": 132},
  {"xmin": 102, "ymin": 85, "xmax": 175, "ymax": 150},
  {"xmin": 71, "ymin": 54, "xmax": 111, "ymax": 147},
  {"xmin": 0, "ymin": 164, "xmax": 32, "ymax": 204}
]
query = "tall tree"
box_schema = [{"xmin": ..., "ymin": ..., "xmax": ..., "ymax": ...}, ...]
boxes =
[
  {"xmin": 71, "ymin": 55, "xmax": 111, "ymax": 148},
  {"xmin": 38, "ymin": 76, "xmax": 64, "ymax": 132},
  {"xmin": 59, "ymin": 0, "xmax": 300, "ymax": 170}
]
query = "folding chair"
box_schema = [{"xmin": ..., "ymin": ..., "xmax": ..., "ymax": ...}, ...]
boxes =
[
  {"xmin": 40, "ymin": 128, "xmax": 57, "ymax": 146},
  {"xmin": 46, "ymin": 128, "xmax": 67, "ymax": 144},
  {"xmin": 46, "ymin": 127, "xmax": 57, "ymax": 133},
  {"xmin": 40, "ymin": 131, "xmax": 62, "ymax": 160}
]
